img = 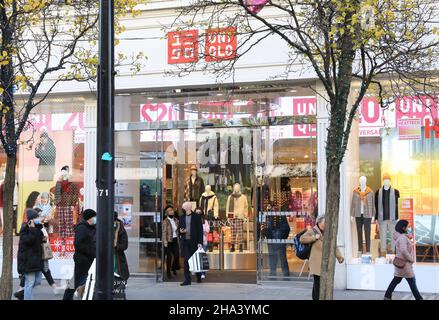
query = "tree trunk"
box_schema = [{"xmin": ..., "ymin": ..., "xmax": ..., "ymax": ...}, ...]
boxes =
[
  {"xmin": 319, "ymin": 162, "xmax": 341, "ymax": 300},
  {"xmin": 0, "ymin": 155, "xmax": 17, "ymax": 300}
]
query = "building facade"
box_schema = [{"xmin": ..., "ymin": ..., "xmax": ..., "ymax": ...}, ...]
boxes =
[{"xmin": 1, "ymin": 1, "xmax": 438, "ymax": 294}]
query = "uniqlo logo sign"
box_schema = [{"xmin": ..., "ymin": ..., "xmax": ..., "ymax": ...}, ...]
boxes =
[
  {"xmin": 425, "ymin": 118, "xmax": 439, "ymax": 139},
  {"xmin": 167, "ymin": 30, "xmax": 199, "ymax": 64},
  {"xmin": 205, "ymin": 27, "xmax": 237, "ymax": 62}
]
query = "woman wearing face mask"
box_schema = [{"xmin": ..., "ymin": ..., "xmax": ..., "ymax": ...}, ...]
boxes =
[
  {"xmin": 17, "ymin": 209, "xmax": 44, "ymax": 300},
  {"xmin": 195, "ymin": 207, "xmax": 209, "ymax": 280},
  {"xmin": 384, "ymin": 219, "xmax": 423, "ymax": 300},
  {"xmin": 162, "ymin": 205, "xmax": 179, "ymax": 279}
]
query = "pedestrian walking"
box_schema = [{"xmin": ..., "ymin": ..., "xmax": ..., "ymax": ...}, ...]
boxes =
[
  {"xmin": 300, "ymin": 215, "xmax": 344, "ymax": 300},
  {"xmin": 195, "ymin": 207, "xmax": 209, "ymax": 280},
  {"xmin": 162, "ymin": 205, "xmax": 179, "ymax": 279},
  {"xmin": 114, "ymin": 211, "xmax": 130, "ymax": 281},
  {"xmin": 16, "ymin": 209, "xmax": 44, "ymax": 300},
  {"xmin": 384, "ymin": 219, "xmax": 423, "ymax": 300},
  {"xmin": 266, "ymin": 214, "xmax": 290, "ymax": 278},
  {"xmin": 179, "ymin": 202, "xmax": 203, "ymax": 286},
  {"xmin": 62, "ymin": 209, "xmax": 96, "ymax": 300},
  {"xmin": 14, "ymin": 207, "xmax": 61, "ymax": 300}
]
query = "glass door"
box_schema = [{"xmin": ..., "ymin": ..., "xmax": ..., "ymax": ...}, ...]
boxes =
[
  {"xmin": 115, "ymin": 129, "xmax": 163, "ymax": 280},
  {"xmin": 257, "ymin": 123, "xmax": 317, "ymax": 282}
]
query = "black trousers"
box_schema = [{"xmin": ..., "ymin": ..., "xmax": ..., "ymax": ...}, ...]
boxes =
[
  {"xmin": 165, "ymin": 238, "xmax": 179, "ymax": 275},
  {"xmin": 385, "ymin": 277, "xmax": 423, "ymax": 300},
  {"xmin": 312, "ymin": 275, "xmax": 320, "ymax": 300},
  {"xmin": 355, "ymin": 216, "xmax": 371, "ymax": 252},
  {"xmin": 63, "ymin": 257, "xmax": 93, "ymax": 300},
  {"xmin": 182, "ymin": 240, "xmax": 201, "ymax": 283}
]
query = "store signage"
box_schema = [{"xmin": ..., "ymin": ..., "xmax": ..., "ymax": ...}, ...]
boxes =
[
  {"xmin": 397, "ymin": 118, "xmax": 422, "ymax": 140},
  {"xmin": 205, "ymin": 27, "xmax": 237, "ymax": 62},
  {"xmin": 167, "ymin": 30, "xmax": 199, "ymax": 64},
  {"xmin": 50, "ymin": 237, "xmax": 75, "ymax": 253},
  {"xmin": 29, "ymin": 112, "xmax": 84, "ymax": 132},
  {"xmin": 168, "ymin": 27, "xmax": 237, "ymax": 64},
  {"xmin": 425, "ymin": 118, "xmax": 439, "ymax": 139}
]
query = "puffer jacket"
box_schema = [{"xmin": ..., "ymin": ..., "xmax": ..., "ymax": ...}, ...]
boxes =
[
  {"xmin": 17, "ymin": 223, "xmax": 44, "ymax": 274},
  {"xmin": 393, "ymin": 232, "xmax": 415, "ymax": 278}
]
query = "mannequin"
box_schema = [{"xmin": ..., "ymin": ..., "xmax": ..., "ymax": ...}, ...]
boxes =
[
  {"xmin": 55, "ymin": 165, "xmax": 79, "ymax": 254},
  {"xmin": 375, "ymin": 173, "xmax": 400, "ymax": 256},
  {"xmin": 351, "ymin": 176, "xmax": 375, "ymax": 256},
  {"xmin": 184, "ymin": 165, "xmax": 205, "ymax": 202},
  {"xmin": 226, "ymin": 183, "xmax": 249, "ymax": 252},
  {"xmin": 199, "ymin": 185, "xmax": 219, "ymax": 219}
]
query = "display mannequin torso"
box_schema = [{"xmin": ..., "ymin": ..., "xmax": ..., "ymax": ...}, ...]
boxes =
[
  {"xmin": 226, "ymin": 192, "xmax": 249, "ymax": 219},
  {"xmin": 199, "ymin": 190, "xmax": 219, "ymax": 218},
  {"xmin": 375, "ymin": 186, "xmax": 400, "ymax": 221}
]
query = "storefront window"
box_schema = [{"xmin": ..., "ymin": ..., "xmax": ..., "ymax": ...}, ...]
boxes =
[{"xmin": 13, "ymin": 96, "xmax": 86, "ymax": 271}]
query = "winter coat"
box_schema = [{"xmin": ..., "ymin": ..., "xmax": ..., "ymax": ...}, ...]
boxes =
[
  {"xmin": 17, "ymin": 223, "xmax": 44, "ymax": 274},
  {"xmin": 184, "ymin": 175, "xmax": 205, "ymax": 202},
  {"xmin": 162, "ymin": 216, "xmax": 179, "ymax": 246},
  {"xmin": 300, "ymin": 226, "xmax": 344, "ymax": 276},
  {"xmin": 199, "ymin": 193, "xmax": 219, "ymax": 219},
  {"xmin": 351, "ymin": 187, "xmax": 375, "ymax": 218},
  {"xmin": 114, "ymin": 219, "xmax": 130, "ymax": 281},
  {"xmin": 55, "ymin": 179, "xmax": 79, "ymax": 207},
  {"xmin": 179, "ymin": 213, "xmax": 203, "ymax": 259},
  {"xmin": 73, "ymin": 220, "xmax": 96, "ymax": 266},
  {"xmin": 393, "ymin": 232, "xmax": 415, "ymax": 278},
  {"xmin": 265, "ymin": 216, "xmax": 290, "ymax": 239},
  {"xmin": 226, "ymin": 193, "xmax": 249, "ymax": 219},
  {"xmin": 35, "ymin": 139, "xmax": 56, "ymax": 166}
]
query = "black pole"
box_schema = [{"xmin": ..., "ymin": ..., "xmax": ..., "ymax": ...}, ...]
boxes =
[{"xmin": 96, "ymin": 0, "xmax": 115, "ymax": 300}]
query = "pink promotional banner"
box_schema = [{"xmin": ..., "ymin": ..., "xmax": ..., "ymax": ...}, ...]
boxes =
[{"xmin": 244, "ymin": 0, "xmax": 269, "ymax": 14}]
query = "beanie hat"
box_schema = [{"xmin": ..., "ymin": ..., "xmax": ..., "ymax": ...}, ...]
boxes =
[
  {"xmin": 83, "ymin": 209, "xmax": 96, "ymax": 221},
  {"xmin": 382, "ymin": 172, "xmax": 391, "ymax": 181},
  {"xmin": 26, "ymin": 209, "xmax": 39, "ymax": 221}
]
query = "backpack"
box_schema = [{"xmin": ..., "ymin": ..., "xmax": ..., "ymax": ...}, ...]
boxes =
[{"xmin": 293, "ymin": 229, "xmax": 312, "ymax": 260}]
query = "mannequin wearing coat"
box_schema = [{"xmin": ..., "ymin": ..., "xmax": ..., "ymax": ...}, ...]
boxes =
[
  {"xmin": 351, "ymin": 176, "xmax": 375, "ymax": 256},
  {"xmin": 226, "ymin": 183, "xmax": 248, "ymax": 252}
]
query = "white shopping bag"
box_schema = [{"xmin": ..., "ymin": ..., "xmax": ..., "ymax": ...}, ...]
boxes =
[{"xmin": 188, "ymin": 248, "xmax": 209, "ymax": 273}]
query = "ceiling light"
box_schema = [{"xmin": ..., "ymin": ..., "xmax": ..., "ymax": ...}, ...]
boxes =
[
  {"xmin": 304, "ymin": 154, "xmax": 309, "ymax": 158},
  {"xmin": 147, "ymin": 97, "xmax": 154, "ymax": 100},
  {"xmin": 291, "ymin": 158, "xmax": 295, "ymax": 161},
  {"xmin": 289, "ymin": 89, "xmax": 297, "ymax": 93}
]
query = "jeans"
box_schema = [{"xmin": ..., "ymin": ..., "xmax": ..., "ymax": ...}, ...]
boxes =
[
  {"xmin": 355, "ymin": 216, "xmax": 371, "ymax": 253},
  {"xmin": 378, "ymin": 220, "xmax": 396, "ymax": 252},
  {"xmin": 165, "ymin": 238, "xmax": 179, "ymax": 276},
  {"xmin": 385, "ymin": 277, "xmax": 423, "ymax": 300},
  {"xmin": 312, "ymin": 275, "xmax": 320, "ymax": 300},
  {"xmin": 268, "ymin": 243, "xmax": 290, "ymax": 276},
  {"xmin": 24, "ymin": 272, "xmax": 43, "ymax": 300}
]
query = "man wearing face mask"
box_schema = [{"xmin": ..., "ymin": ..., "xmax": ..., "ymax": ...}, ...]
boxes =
[
  {"xmin": 17, "ymin": 209, "xmax": 44, "ymax": 300},
  {"xmin": 162, "ymin": 205, "xmax": 180, "ymax": 279},
  {"xmin": 63, "ymin": 209, "xmax": 96, "ymax": 300}
]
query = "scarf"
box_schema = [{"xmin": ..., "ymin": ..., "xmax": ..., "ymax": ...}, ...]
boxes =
[
  {"xmin": 61, "ymin": 180, "xmax": 71, "ymax": 193},
  {"xmin": 229, "ymin": 192, "xmax": 242, "ymax": 212},
  {"xmin": 378, "ymin": 187, "xmax": 396, "ymax": 221},
  {"xmin": 200, "ymin": 194, "xmax": 216, "ymax": 215},
  {"xmin": 354, "ymin": 186, "xmax": 373, "ymax": 206}
]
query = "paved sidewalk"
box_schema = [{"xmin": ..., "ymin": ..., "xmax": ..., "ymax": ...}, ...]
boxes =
[{"xmin": 11, "ymin": 277, "xmax": 438, "ymax": 300}]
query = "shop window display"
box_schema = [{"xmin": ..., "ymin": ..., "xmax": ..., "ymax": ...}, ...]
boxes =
[
  {"xmin": 15, "ymin": 97, "xmax": 86, "ymax": 262},
  {"xmin": 353, "ymin": 127, "xmax": 439, "ymax": 265}
]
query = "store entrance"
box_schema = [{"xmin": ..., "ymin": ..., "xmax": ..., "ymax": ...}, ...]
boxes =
[{"xmin": 115, "ymin": 116, "xmax": 317, "ymax": 283}]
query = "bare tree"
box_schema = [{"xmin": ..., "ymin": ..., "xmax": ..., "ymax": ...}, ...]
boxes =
[
  {"xmin": 0, "ymin": 0, "xmax": 146, "ymax": 300},
  {"xmin": 169, "ymin": 0, "xmax": 439, "ymax": 299}
]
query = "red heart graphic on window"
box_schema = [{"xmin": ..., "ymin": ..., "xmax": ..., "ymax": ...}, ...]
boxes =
[{"xmin": 141, "ymin": 104, "xmax": 167, "ymax": 122}]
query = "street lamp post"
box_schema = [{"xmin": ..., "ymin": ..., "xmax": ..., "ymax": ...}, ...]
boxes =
[{"xmin": 95, "ymin": 0, "xmax": 115, "ymax": 300}]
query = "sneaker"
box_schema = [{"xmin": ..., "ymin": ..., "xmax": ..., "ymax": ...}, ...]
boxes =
[
  {"xmin": 173, "ymin": 270, "xmax": 177, "ymax": 276},
  {"xmin": 180, "ymin": 281, "xmax": 191, "ymax": 286},
  {"xmin": 13, "ymin": 290, "xmax": 24, "ymax": 300}
]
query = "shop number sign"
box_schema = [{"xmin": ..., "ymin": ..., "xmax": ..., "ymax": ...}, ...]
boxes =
[{"xmin": 168, "ymin": 27, "xmax": 237, "ymax": 64}]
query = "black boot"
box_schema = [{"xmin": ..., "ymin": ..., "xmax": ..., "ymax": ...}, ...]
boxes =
[
  {"xmin": 239, "ymin": 244, "xmax": 243, "ymax": 252},
  {"xmin": 230, "ymin": 244, "xmax": 235, "ymax": 252}
]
